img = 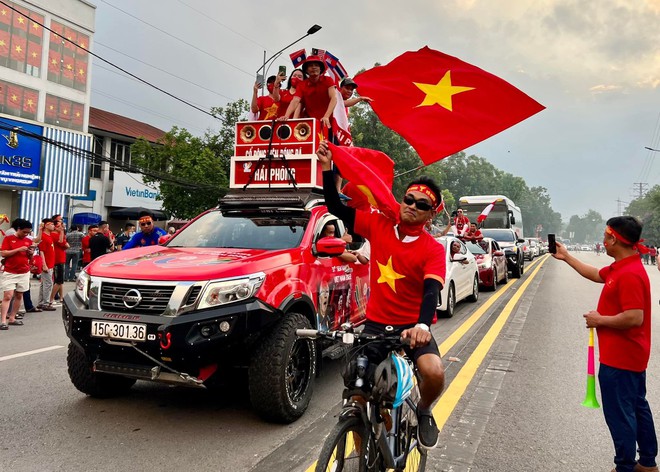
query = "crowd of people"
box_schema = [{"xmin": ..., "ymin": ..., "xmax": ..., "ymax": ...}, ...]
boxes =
[{"xmin": 0, "ymin": 210, "xmax": 170, "ymax": 331}]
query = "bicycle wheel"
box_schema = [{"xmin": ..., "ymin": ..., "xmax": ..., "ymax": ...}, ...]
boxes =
[
  {"xmin": 397, "ymin": 386, "xmax": 427, "ymax": 472},
  {"xmin": 316, "ymin": 416, "xmax": 375, "ymax": 472}
]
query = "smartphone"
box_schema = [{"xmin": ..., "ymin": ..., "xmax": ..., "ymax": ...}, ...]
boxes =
[
  {"xmin": 256, "ymin": 73, "xmax": 264, "ymax": 85},
  {"xmin": 548, "ymin": 233, "xmax": 557, "ymax": 254},
  {"xmin": 278, "ymin": 65, "xmax": 286, "ymax": 77}
]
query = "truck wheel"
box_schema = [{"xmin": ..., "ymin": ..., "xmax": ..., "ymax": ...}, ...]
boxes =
[
  {"xmin": 67, "ymin": 343, "xmax": 136, "ymax": 397},
  {"xmin": 249, "ymin": 313, "xmax": 317, "ymax": 423}
]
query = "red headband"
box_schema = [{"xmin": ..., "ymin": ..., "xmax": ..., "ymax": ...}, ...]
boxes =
[
  {"xmin": 406, "ymin": 184, "xmax": 438, "ymax": 207},
  {"xmin": 606, "ymin": 226, "xmax": 649, "ymax": 254}
]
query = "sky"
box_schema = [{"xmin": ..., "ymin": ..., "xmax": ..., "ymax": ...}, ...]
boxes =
[{"xmin": 90, "ymin": 0, "xmax": 660, "ymax": 221}]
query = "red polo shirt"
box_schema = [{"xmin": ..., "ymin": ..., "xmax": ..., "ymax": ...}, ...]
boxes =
[
  {"xmin": 1, "ymin": 234, "xmax": 32, "ymax": 274},
  {"xmin": 294, "ymin": 75, "xmax": 335, "ymax": 121},
  {"xmin": 597, "ymin": 254, "xmax": 651, "ymax": 372},
  {"xmin": 51, "ymin": 230, "xmax": 67, "ymax": 264},
  {"xmin": 355, "ymin": 210, "xmax": 446, "ymax": 326}
]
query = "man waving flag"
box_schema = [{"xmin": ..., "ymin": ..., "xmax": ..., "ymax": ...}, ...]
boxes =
[{"xmin": 354, "ymin": 46, "xmax": 544, "ymax": 165}]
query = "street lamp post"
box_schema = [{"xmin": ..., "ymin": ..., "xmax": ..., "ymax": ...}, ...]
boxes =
[{"xmin": 257, "ymin": 24, "xmax": 322, "ymax": 94}]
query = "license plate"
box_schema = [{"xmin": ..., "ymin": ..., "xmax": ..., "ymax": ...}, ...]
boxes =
[{"xmin": 91, "ymin": 320, "xmax": 147, "ymax": 342}]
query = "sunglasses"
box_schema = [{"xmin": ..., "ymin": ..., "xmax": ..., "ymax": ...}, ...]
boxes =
[
  {"xmin": 403, "ymin": 194, "xmax": 434, "ymax": 212},
  {"xmin": 140, "ymin": 222, "xmax": 152, "ymax": 227}
]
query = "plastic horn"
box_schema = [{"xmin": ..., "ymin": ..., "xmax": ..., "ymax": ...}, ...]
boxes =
[{"xmin": 581, "ymin": 327, "xmax": 600, "ymax": 409}]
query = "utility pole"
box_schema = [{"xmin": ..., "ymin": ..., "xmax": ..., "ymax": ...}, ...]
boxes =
[
  {"xmin": 631, "ymin": 182, "xmax": 648, "ymax": 199},
  {"xmin": 616, "ymin": 198, "xmax": 628, "ymax": 216}
]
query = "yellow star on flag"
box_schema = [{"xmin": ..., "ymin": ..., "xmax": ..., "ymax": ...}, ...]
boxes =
[
  {"xmin": 78, "ymin": 68, "xmax": 85, "ymax": 76},
  {"xmin": 32, "ymin": 22, "xmax": 39, "ymax": 30},
  {"xmin": 264, "ymin": 103, "xmax": 278, "ymax": 119},
  {"xmin": 1, "ymin": 9, "xmax": 7, "ymax": 16},
  {"xmin": 377, "ymin": 256, "xmax": 405, "ymax": 292},
  {"xmin": 31, "ymin": 52, "xmax": 37, "ymax": 58},
  {"xmin": 0, "ymin": 40, "xmax": 5, "ymax": 47},
  {"xmin": 17, "ymin": 16, "xmax": 24, "ymax": 24},
  {"xmin": 26, "ymin": 99, "xmax": 34, "ymax": 107},
  {"xmin": 10, "ymin": 94, "xmax": 17, "ymax": 102},
  {"xmin": 413, "ymin": 71, "xmax": 475, "ymax": 112},
  {"xmin": 63, "ymin": 108, "xmax": 68, "ymax": 115},
  {"xmin": 14, "ymin": 45, "xmax": 22, "ymax": 54}
]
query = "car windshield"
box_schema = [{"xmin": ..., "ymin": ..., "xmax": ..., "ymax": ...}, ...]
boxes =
[
  {"xmin": 482, "ymin": 229, "xmax": 515, "ymax": 242},
  {"xmin": 466, "ymin": 241, "xmax": 487, "ymax": 254},
  {"xmin": 165, "ymin": 209, "xmax": 307, "ymax": 250}
]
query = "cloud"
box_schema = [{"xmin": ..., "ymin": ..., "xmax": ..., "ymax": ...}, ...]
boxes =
[{"xmin": 589, "ymin": 84, "xmax": 623, "ymax": 94}]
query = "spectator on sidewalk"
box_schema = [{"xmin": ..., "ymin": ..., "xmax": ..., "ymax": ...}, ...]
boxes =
[
  {"xmin": 4, "ymin": 219, "xmax": 41, "ymax": 316},
  {"xmin": 49, "ymin": 215, "xmax": 69, "ymax": 306},
  {"xmin": 114, "ymin": 223, "xmax": 135, "ymax": 251},
  {"xmin": 81, "ymin": 225, "xmax": 97, "ymax": 266},
  {"xmin": 89, "ymin": 223, "xmax": 113, "ymax": 261},
  {"xmin": 65, "ymin": 225, "xmax": 84, "ymax": 281},
  {"xmin": 0, "ymin": 218, "xmax": 33, "ymax": 329},
  {"xmin": 36, "ymin": 218, "xmax": 56, "ymax": 311}
]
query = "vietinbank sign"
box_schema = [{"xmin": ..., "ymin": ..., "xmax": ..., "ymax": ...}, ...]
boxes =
[
  {"xmin": 111, "ymin": 170, "xmax": 163, "ymax": 209},
  {"xmin": 0, "ymin": 118, "xmax": 43, "ymax": 190}
]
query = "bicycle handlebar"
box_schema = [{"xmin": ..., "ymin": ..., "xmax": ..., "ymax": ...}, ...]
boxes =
[{"xmin": 296, "ymin": 328, "xmax": 411, "ymax": 346}]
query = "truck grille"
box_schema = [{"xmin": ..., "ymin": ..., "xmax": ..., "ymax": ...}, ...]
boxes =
[{"xmin": 100, "ymin": 282, "xmax": 175, "ymax": 314}]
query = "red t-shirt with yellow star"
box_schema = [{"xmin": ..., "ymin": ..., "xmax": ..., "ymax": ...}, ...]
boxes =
[
  {"xmin": 355, "ymin": 210, "xmax": 446, "ymax": 326},
  {"xmin": 257, "ymin": 95, "xmax": 280, "ymax": 120}
]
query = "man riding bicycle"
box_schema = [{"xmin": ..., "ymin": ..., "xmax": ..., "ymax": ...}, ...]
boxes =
[{"xmin": 317, "ymin": 141, "xmax": 446, "ymax": 448}]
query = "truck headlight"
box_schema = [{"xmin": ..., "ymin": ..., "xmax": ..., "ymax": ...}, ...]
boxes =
[
  {"xmin": 198, "ymin": 273, "xmax": 265, "ymax": 309},
  {"xmin": 75, "ymin": 270, "xmax": 90, "ymax": 304}
]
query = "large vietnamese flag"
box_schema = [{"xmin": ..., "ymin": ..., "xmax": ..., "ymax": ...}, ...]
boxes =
[{"xmin": 354, "ymin": 46, "xmax": 545, "ymax": 165}]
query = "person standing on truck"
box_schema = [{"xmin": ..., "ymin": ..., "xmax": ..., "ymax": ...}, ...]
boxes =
[
  {"xmin": 316, "ymin": 140, "xmax": 446, "ymax": 449},
  {"xmin": 553, "ymin": 216, "xmax": 658, "ymax": 472}
]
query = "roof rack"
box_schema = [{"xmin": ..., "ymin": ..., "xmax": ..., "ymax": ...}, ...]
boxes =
[{"xmin": 218, "ymin": 188, "xmax": 324, "ymax": 211}]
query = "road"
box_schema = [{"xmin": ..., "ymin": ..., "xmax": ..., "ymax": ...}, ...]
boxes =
[{"xmin": 1, "ymin": 252, "xmax": 659, "ymax": 472}]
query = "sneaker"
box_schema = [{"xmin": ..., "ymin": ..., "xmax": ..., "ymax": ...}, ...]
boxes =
[
  {"xmin": 417, "ymin": 412, "xmax": 439, "ymax": 449},
  {"xmin": 17, "ymin": 309, "xmax": 26, "ymax": 315},
  {"xmin": 50, "ymin": 301, "xmax": 62, "ymax": 306}
]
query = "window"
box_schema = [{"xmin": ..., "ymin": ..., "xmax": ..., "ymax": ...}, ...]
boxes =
[
  {"xmin": 0, "ymin": 79, "xmax": 38, "ymax": 120},
  {"xmin": 44, "ymin": 94, "xmax": 84, "ymax": 131},
  {"xmin": 47, "ymin": 20, "xmax": 89, "ymax": 92},
  {"xmin": 91, "ymin": 136, "xmax": 103, "ymax": 179},
  {"xmin": 109, "ymin": 139, "xmax": 131, "ymax": 181},
  {"xmin": 0, "ymin": 2, "xmax": 44, "ymax": 78}
]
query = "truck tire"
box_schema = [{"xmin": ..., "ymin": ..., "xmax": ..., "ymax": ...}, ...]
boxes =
[
  {"xmin": 67, "ymin": 343, "xmax": 136, "ymax": 397},
  {"xmin": 249, "ymin": 313, "xmax": 317, "ymax": 423}
]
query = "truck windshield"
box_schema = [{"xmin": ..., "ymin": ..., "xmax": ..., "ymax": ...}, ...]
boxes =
[{"xmin": 166, "ymin": 210, "xmax": 307, "ymax": 250}]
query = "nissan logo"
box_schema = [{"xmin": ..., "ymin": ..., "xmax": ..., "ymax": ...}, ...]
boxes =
[{"xmin": 122, "ymin": 289, "xmax": 143, "ymax": 309}]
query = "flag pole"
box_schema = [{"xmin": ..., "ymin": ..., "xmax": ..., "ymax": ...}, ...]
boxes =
[{"xmin": 582, "ymin": 327, "xmax": 600, "ymax": 409}]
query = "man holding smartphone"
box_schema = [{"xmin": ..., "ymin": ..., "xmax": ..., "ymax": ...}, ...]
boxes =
[
  {"xmin": 251, "ymin": 74, "xmax": 285, "ymax": 120},
  {"xmin": 553, "ymin": 216, "xmax": 658, "ymax": 472}
]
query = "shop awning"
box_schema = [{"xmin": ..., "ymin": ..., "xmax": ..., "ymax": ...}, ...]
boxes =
[
  {"xmin": 109, "ymin": 207, "xmax": 169, "ymax": 221},
  {"xmin": 71, "ymin": 212, "xmax": 102, "ymax": 225}
]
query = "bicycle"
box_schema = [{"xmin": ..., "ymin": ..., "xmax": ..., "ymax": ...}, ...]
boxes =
[{"xmin": 297, "ymin": 326, "xmax": 428, "ymax": 472}]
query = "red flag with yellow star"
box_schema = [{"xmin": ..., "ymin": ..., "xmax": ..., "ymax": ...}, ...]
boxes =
[{"xmin": 354, "ymin": 46, "xmax": 545, "ymax": 165}]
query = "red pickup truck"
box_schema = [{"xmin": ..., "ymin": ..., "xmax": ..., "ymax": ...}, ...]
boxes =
[{"xmin": 63, "ymin": 188, "xmax": 370, "ymax": 423}]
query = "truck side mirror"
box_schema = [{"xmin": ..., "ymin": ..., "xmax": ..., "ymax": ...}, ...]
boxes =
[{"xmin": 316, "ymin": 237, "xmax": 347, "ymax": 257}]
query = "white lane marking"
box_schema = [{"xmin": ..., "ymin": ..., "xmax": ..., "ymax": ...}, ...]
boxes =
[{"xmin": 0, "ymin": 345, "xmax": 65, "ymax": 362}]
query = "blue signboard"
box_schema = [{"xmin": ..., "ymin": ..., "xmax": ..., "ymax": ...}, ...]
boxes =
[{"xmin": 0, "ymin": 118, "xmax": 43, "ymax": 190}]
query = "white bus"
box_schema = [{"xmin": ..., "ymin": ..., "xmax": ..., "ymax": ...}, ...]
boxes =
[{"xmin": 457, "ymin": 195, "xmax": 524, "ymax": 238}]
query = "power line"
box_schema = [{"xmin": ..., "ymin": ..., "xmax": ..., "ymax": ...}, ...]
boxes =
[
  {"xmin": 92, "ymin": 87, "xmax": 209, "ymax": 134},
  {"xmin": 98, "ymin": 0, "xmax": 253, "ymax": 77},
  {"xmin": 173, "ymin": 0, "xmax": 271, "ymax": 52},
  {"xmin": 0, "ymin": 119, "xmax": 225, "ymax": 192},
  {"xmin": 94, "ymin": 41, "xmax": 236, "ymax": 102},
  {"xmin": 0, "ymin": 0, "xmax": 219, "ymax": 120}
]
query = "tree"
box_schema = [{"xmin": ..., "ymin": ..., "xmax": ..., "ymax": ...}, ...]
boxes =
[
  {"xmin": 131, "ymin": 99, "xmax": 249, "ymax": 219},
  {"xmin": 132, "ymin": 127, "xmax": 228, "ymax": 219},
  {"xmin": 626, "ymin": 185, "xmax": 660, "ymax": 245},
  {"xmin": 564, "ymin": 210, "xmax": 604, "ymax": 243}
]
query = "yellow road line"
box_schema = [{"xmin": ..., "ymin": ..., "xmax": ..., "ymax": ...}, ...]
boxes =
[
  {"xmin": 306, "ymin": 255, "xmax": 548, "ymax": 472},
  {"xmin": 433, "ymin": 257, "xmax": 547, "ymax": 430}
]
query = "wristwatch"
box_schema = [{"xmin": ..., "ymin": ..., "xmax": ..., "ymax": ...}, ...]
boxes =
[{"xmin": 414, "ymin": 323, "xmax": 430, "ymax": 332}]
